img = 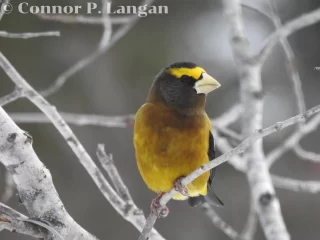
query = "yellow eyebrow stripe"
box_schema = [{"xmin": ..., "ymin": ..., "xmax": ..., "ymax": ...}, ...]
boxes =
[{"xmin": 169, "ymin": 67, "xmax": 205, "ymax": 80}]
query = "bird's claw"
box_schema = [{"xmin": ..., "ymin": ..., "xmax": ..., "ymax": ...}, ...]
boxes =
[
  {"xmin": 151, "ymin": 194, "xmax": 169, "ymax": 218},
  {"xmin": 174, "ymin": 177, "xmax": 188, "ymax": 196}
]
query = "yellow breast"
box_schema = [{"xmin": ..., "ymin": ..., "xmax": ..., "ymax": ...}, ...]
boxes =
[{"xmin": 134, "ymin": 103, "xmax": 211, "ymax": 200}]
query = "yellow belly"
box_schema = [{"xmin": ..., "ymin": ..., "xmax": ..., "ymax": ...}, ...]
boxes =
[{"xmin": 134, "ymin": 103, "xmax": 211, "ymax": 200}]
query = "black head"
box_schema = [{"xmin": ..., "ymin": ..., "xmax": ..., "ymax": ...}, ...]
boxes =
[{"xmin": 148, "ymin": 62, "xmax": 220, "ymax": 114}]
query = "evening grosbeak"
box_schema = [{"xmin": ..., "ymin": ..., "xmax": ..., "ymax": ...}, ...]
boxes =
[{"xmin": 134, "ymin": 62, "xmax": 223, "ymax": 217}]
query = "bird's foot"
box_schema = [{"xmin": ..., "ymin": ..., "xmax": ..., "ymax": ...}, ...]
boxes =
[
  {"xmin": 173, "ymin": 177, "xmax": 188, "ymax": 196},
  {"xmin": 151, "ymin": 193, "xmax": 169, "ymax": 218}
]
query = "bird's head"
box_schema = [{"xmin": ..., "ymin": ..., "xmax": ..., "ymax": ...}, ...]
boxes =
[{"xmin": 148, "ymin": 62, "xmax": 221, "ymax": 114}]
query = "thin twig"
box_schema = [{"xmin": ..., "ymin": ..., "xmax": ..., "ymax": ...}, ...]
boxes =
[
  {"xmin": 138, "ymin": 104, "xmax": 320, "ymax": 240},
  {"xmin": 38, "ymin": 14, "xmax": 131, "ymax": 25},
  {"xmin": 215, "ymin": 125, "xmax": 242, "ymax": 142},
  {"xmin": 211, "ymin": 128, "xmax": 246, "ymax": 172},
  {"xmin": 240, "ymin": 199, "xmax": 258, "ymax": 240},
  {"xmin": 293, "ymin": 144, "xmax": 320, "ymax": 163},
  {"xmin": 272, "ymin": 175, "xmax": 320, "ymax": 193},
  {"xmin": 212, "ymin": 104, "xmax": 243, "ymax": 127},
  {"xmin": 257, "ymin": 7, "xmax": 320, "ymax": 64},
  {"xmin": 243, "ymin": 1, "xmax": 306, "ymax": 115},
  {"xmin": 0, "ymin": 202, "xmax": 63, "ymax": 239},
  {"xmin": 213, "ymin": 126, "xmax": 320, "ymax": 194},
  {"xmin": 96, "ymin": 144, "xmax": 133, "ymax": 202},
  {"xmin": 39, "ymin": 0, "xmax": 113, "ymax": 97},
  {"xmin": 9, "ymin": 112, "xmax": 134, "ymax": 128},
  {"xmin": 0, "ymin": 203, "xmax": 46, "ymax": 238},
  {"xmin": 269, "ymin": 0, "xmax": 306, "ymax": 114},
  {"xmin": 8, "ymin": 111, "xmax": 238, "ymax": 131},
  {"xmin": 40, "ymin": 0, "xmax": 154, "ymax": 97},
  {"xmin": 0, "ymin": 87, "xmax": 23, "ymax": 106},
  {"xmin": 223, "ymin": 1, "xmax": 289, "ymax": 239},
  {"xmin": 0, "ymin": 31, "xmax": 60, "ymax": 39},
  {"xmin": 267, "ymin": 113, "xmax": 320, "ymax": 166},
  {"xmin": 202, "ymin": 203, "xmax": 239, "ymax": 240}
]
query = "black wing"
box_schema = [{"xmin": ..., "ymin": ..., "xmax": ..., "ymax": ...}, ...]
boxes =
[
  {"xmin": 208, "ymin": 131, "xmax": 215, "ymax": 185},
  {"xmin": 205, "ymin": 131, "xmax": 224, "ymax": 206},
  {"xmin": 188, "ymin": 131, "xmax": 224, "ymax": 207}
]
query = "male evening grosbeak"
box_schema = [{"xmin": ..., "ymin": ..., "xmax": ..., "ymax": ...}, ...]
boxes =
[{"xmin": 134, "ymin": 62, "xmax": 223, "ymax": 217}]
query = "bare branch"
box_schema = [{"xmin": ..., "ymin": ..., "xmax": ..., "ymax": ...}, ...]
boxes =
[
  {"xmin": 0, "ymin": 107, "xmax": 97, "ymax": 239},
  {"xmin": 0, "ymin": 31, "xmax": 60, "ymax": 39},
  {"xmin": 267, "ymin": 112, "xmax": 320, "ymax": 166},
  {"xmin": 8, "ymin": 109, "xmax": 240, "ymax": 130},
  {"xmin": 215, "ymin": 125, "xmax": 242, "ymax": 142},
  {"xmin": 202, "ymin": 203, "xmax": 239, "ymax": 240},
  {"xmin": 96, "ymin": 144, "xmax": 133, "ymax": 202},
  {"xmin": 38, "ymin": 14, "xmax": 131, "ymax": 25},
  {"xmin": 242, "ymin": 0, "xmax": 306, "ymax": 114},
  {"xmin": 0, "ymin": 51, "xmax": 164, "ymax": 240},
  {"xmin": 0, "ymin": 203, "xmax": 46, "ymax": 238},
  {"xmin": 212, "ymin": 104, "xmax": 243, "ymax": 127},
  {"xmin": 138, "ymin": 104, "xmax": 320, "ymax": 239},
  {"xmin": 95, "ymin": 144, "xmax": 164, "ymax": 238},
  {"xmin": 39, "ymin": 0, "xmax": 113, "ymax": 98},
  {"xmin": 293, "ymin": 144, "xmax": 320, "ymax": 163},
  {"xmin": 257, "ymin": 7, "xmax": 320, "ymax": 64},
  {"xmin": 268, "ymin": 1, "xmax": 306, "ymax": 114},
  {"xmin": 40, "ymin": 0, "xmax": 154, "ymax": 97},
  {"xmin": 240, "ymin": 199, "xmax": 258, "ymax": 240},
  {"xmin": 9, "ymin": 112, "xmax": 134, "ymax": 128},
  {"xmin": 211, "ymin": 128, "xmax": 246, "ymax": 172},
  {"xmin": 223, "ymin": 0, "xmax": 290, "ymax": 239},
  {"xmin": 0, "ymin": 87, "xmax": 23, "ymax": 106},
  {"xmin": 272, "ymin": 175, "xmax": 320, "ymax": 193}
]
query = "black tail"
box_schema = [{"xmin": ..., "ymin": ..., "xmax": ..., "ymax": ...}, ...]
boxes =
[{"xmin": 188, "ymin": 185, "xmax": 224, "ymax": 207}]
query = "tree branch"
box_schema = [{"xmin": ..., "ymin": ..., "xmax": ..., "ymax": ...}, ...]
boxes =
[
  {"xmin": 269, "ymin": 1, "xmax": 306, "ymax": 114},
  {"xmin": 40, "ymin": 0, "xmax": 154, "ymax": 97},
  {"xmin": 0, "ymin": 31, "xmax": 60, "ymax": 39},
  {"xmin": 0, "ymin": 202, "xmax": 46, "ymax": 238},
  {"xmin": 257, "ymin": 7, "xmax": 320, "ymax": 64},
  {"xmin": 293, "ymin": 144, "xmax": 320, "ymax": 163},
  {"xmin": 9, "ymin": 112, "xmax": 134, "ymax": 128},
  {"xmin": 138, "ymin": 104, "xmax": 320, "ymax": 239},
  {"xmin": 97, "ymin": 144, "xmax": 133, "ymax": 202},
  {"xmin": 95, "ymin": 144, "xmax": 163, "ymax": 239},
  {"xmin": 211, "ymin": 104, "xmax": 242, "ymax": 127},
  {"xmin": 222, "ymin": 0, "xmax": 290, "ymax": 239},
  {"xmin": 240, "ymin": 199, "xmax": 258, "ymax": 240},
  {"xmin": 267, "ymin": 112, "xmax": 320, "ymax": 166},
  {"xmin": 201, "ymin": 203, "xmax": 239, "ymax": 240},
  {"xmin": 272, "ymin": 175, "xmax": 320, "ymax": 193},
  {"xmin": 0, "ymin": 87, "xmax": 23, "ymax": 107},
  {"xmin": 0, "ymin": 106, "xmax": 97, "ymax": 239}
]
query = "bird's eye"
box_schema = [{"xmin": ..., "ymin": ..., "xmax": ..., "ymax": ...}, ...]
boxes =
[
  {"xmin": 180, "ymin": 75, "xmax": 194, "ymax": 85},
  {"xmin": 198, "ymin": 72, "xmax": 204, "ymax": 80}
]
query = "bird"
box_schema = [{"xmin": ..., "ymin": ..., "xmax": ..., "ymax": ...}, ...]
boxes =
[{"xmin": 133, "ymin": 62, "xmax": 223, "ymax": 217}]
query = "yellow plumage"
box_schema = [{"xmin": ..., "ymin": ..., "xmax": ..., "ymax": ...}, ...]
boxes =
[{"xmin": 134, "ymin": 102, "xmax": 211, "ymax": 200}]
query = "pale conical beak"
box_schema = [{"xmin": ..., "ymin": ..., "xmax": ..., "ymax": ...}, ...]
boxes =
[{"xmin": 194, "ymin": 72, "xmax": 221, "ymax": 94}]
